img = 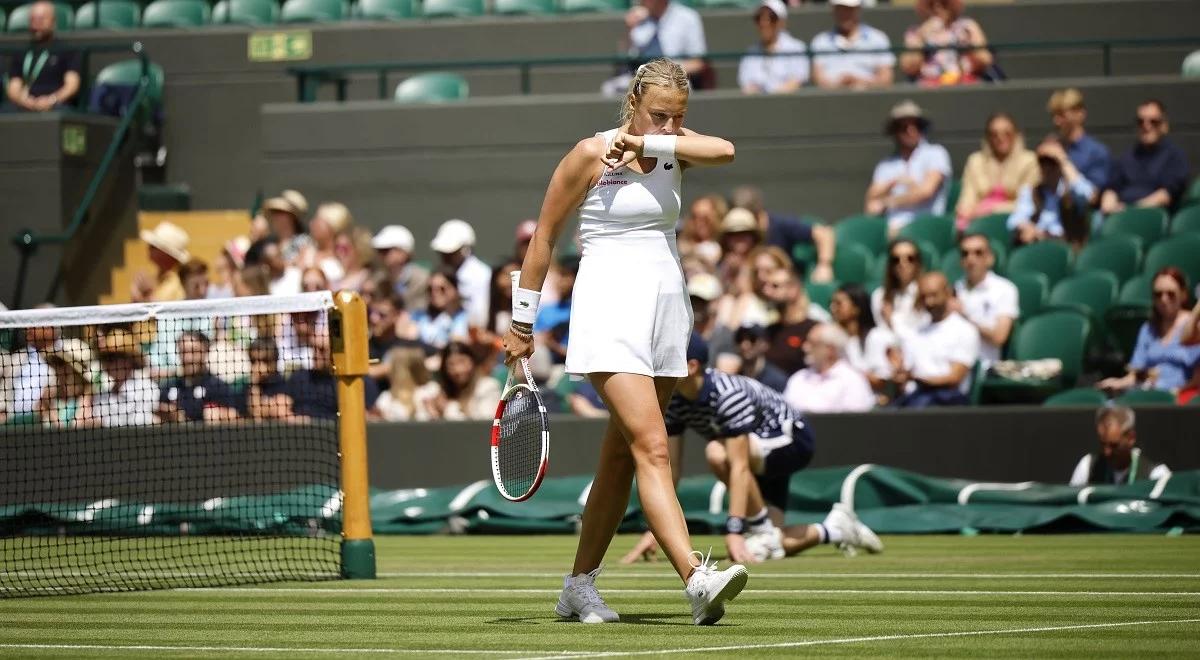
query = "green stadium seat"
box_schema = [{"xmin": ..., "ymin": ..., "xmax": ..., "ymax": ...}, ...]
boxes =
[
  {"xmin": 945, "ymin": 178, "xmax": 962, "ymax": 217},
  {"xmin": 1185, "ymin": 50, "xmax": 1200, "ymax": 77},
  {"xmin": 834, "ymin": 214, "xmax": 887, "ymax": 257},
  {"xmin": 1118, "ymin": 273, "xmax": 1153, "ymax": 306},
  {"xmin": 898, "ymin": 213, "xmax": 955, "ymax": 257},
  {"xmin": 1114, "ymin": 389, "xmax": 1177, "ymax": 406},
  {"xmin": 692, "ymin": 0, "xmax": 757, "ymax": 7},
  {"xmin": 7, "ymin": 2, "xmax": 74, "ymax": 31},
  {"xmin": 142, "ymin": 0, "xmax": 211, "ymax": 27},
  {"xmin": 394, "ymin": 72, "xmax": 469, "ymax": 103},
  {"xmin": 1073, "ymin": 236, "xmax": 1141, "ymax": 285},
  {"xmin": 94, "ymin": 59, "xmax": 165, "ymax": 107},
  {"xmin": 832, "ymin": 242, "xmax": 875, "ymax": 285},
  {"xmin": 422, "ymin": 0, "xmax": 483, "ymax": 17},
  {"xmin": 1046, "ymin": 272, "xmax": 1117, "ymax": 346},
  {"xmin": 212, "ymin": 0, "xmax": 280, "ymax": 24},
  {"xmin": 1100, "ymin": 207, "xmax": 1168, "ymax": 249},
  {"xmin": 1172, "ymin": 205, "xmax": 1200, "ymax": 236},
  {"xmin": 281, "ymin": 0, "xmax": 347, "ymax": 22},
  {"xmin": 75, "ymin": 0, "xmax": 141, "ymax": 28},
  {"xmin": 939, "ymin": 248, "xmax": 963, "ymax": 284},
  {"xmin": 560, "ymin": 0, "xmax": 625, "ymax": 12},
  {"xmin": 990, "ymin": 239, "xmax": 1009, "ymax": 276},
  {"xmin": 1181, "ymin": 177, "xmax": 1200, "ymax": 209},
  {"xmin": 805, "ymin": 280, "xmax": 836, "ymax": 313},
  {"xmin": 966, "ymin": 212, "xmax": 1011, "ymax": 247},
  {"xmin": 1008, "ymin": 271, "xmax": 1048, "ymax": 319},
  {"xmin": 1143, "ymin": 234, "xmax": 1200, "ymax": 286},
  {"xmin": 981, "ymin": 309, "xmax": 1091, "ymax": 401},
  {"xmin": 1042, "ymin": 387, "xmax": 1106, "ymax": 407},
  {"xmin": 494, "ymin": 0, "xmax": 555, "ymax": 14},
  {"xmin": 1006, "ymin": 241, "xmax": 1071, "ymax": 288},
  {"xmin": 1105, "ymin": 303, "xmax": 1150, "ymax": 360},
  {"xmin": 353, "ymin": 0, "xmax": 414, "ymax": 18},
  {"xmin": 1, "ymin": 10, "xmax": 5, "ymax": 30}
]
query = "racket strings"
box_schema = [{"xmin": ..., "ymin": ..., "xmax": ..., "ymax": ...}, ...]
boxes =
[{"xmin": 497, "ymin": 391, "xmax": 545, "ymax": 497}]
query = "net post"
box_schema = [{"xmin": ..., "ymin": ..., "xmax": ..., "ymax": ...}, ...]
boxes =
[{"xmin": 331, "ymin": 290, "xmax": 376, "ymax": 579}]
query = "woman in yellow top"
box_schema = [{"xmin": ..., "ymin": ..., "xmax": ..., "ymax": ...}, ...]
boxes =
[{"xmin": 955, "ymin": 112, "xmax": 1038, "ymax": 229}]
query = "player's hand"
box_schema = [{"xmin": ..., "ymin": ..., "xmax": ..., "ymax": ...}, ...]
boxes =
[
  {"xmin": 725, "ymin": 534, "xmax": 759, "ymax": 564},
  {"xmin": 603, "ymin": 132, "xmax": 643, "ymax": 171},
  {"xmin": 620, "ymin": 531, "xmax": 659, "ymax": 563},
  {"xmin": 503, "ymin": 326, "xmax": 534, "ymax": 366}
]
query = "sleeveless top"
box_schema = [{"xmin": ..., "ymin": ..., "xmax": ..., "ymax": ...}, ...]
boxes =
[{"xmin": 577, "ymin": 128, "xmax": 682, "ymax": 257}]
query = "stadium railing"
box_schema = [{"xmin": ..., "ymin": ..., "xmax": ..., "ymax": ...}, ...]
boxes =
[{"xmin": 287, "ymin": 36, "xmax": 1200, "ymax": 102}]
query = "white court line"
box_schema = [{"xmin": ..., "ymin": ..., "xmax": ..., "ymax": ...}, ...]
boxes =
[
  {"xmin": 172, "ymin": 587, "xmax": 1200, "ymax": 596},
  {"xmin": 0, "ymin": 643, "xmax": 575, "ymax": 656},
  {"xmin": 374, "ymin": 571, "xmax": 1200, "ymax": 579},
  {"xmin": 509, "ymin": 618, "xmax": 1200, "ymax": 660}
]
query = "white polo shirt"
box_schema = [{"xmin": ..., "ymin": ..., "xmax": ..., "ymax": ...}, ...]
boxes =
[
  {"xmin": 871, "ymin": 281, "xmax": 929, "ymax": 338},
  {"xmin": 630, "ymin": 1, "xmax": 707, "ymax": 60},
  {"xmin": 810, "ymin": 24, "xmax": 895, "ymax": 84},
  {"xmin": 844, "ymin": 325, "xmax": 897, "ymax": 379},
  {"xmin": 737, "ymin": 31, "xmax": 810, "ymax": 93},
  {"xmin": 902, "ymin": 312, "xmax": 980, "ymax": 394},
  {"xmin": 870, "ymin": 140, "xmax": 952, "ymax": 231},
  {"xmin": 457, "ymin": 253, "xmax": 494, "ymax": 329},
  {"xmin": 955, "ymin": 271, "xmax": 1019, "ymax": 364},
  {"xmin": 783, "ymin": 360, "xmax": 875, "ymax": 413}
]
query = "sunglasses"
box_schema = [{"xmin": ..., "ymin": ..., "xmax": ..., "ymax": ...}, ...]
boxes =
[
  {"xmin": 960, "ymin": 248, "xmax": 987, "ymax": 258},
  {"xmin": 1153, "ymin": 289, "xmax": 1178, "ymax": 299},
  {"xmin": 890, "ymin": 253, "xmax": 919, "ymax": 264},
  {"xmin": 1136, "ymin": 117, "xmax": 1164, "ymax": 127},
  {"xmin": 987, "ymin": 130, "xmax": 1014, "ymax": 139}
]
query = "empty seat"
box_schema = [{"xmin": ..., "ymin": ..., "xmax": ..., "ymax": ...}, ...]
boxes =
[
  {"xmin": 1118, "ymin": 273, "xmax": 1153, "ymax": 307},
  {"xmin": 1047, "ymin": 272, "xmax": 1118, "ymax": 326},
  {"xmin": 421, "ymin": 0, "xmax": 484, "ymax": 17},
  {"xmin": 1073, "ymin": 236, "xmax": 1141, "ymax": 285},
  {"xmin": 494, "ymin": 0, "xmax": 555, "ymax": 14},
  {"xmin": 1171, "ymin": 205, "xmax": 1200, "ymax": 236},
  {"xmin": 965, "ymin": 212, "xmax": 1010, "ymax": 247},
  {"xmin": 898, "ymin": 213, "xmax": 955, "ymax": 257},
  {"xmin": 939, "ymin": 248, "xmax": 963, "ymax": 284},
  {"xmin": 1008, "ymin": 271, "xmax": 1049, "ymax": 319},
  {"xmin": 1143, "ymin": 234, "xmax": 1200, "ymax": 286},
  {"xmin": 805, "ymin": 280, "xmax": 836, "ymax": 313},
  {"xmin": 1042, "ymin": 387, "xmax": 1106, "ymax": 407},
  {"xmin": 212, "ymin": 0, "xmax": 280, "ymax": 24},
  {"xmin": 353, "ymin": 0, "xmax": 413, "ymax": 18},
  {"xmin": 394, "ymin": 72, "xmax": 469, "ymax": 103},
  {"xmin": 281, "ymin": 0, "xmax": 346, "ymax": 22},
  {"xmin": 75, "ymin": 0, "xmax": 141, "ymax": 28},
  {"xmin": 142, "ymin": 0, "xmax": 211, "ymax": 27},
  {"xmin": 834, "ymin": 214, "xmax": 887, "ymax": 258},
  {"xmin": 1114, "ymin": 389, "xmax": 1177, "ymax": 406},
  {"xmin": 1100, "ymin": 207, "xmax": 1168, "ymax": 249},
  {"xmin": 1006, "ymin": 241, "xmax": 1071, "ymax": 288},
  {"xmin": 832, "ymin": 242, "xmax": 875, "ymax": 285},
  {"xmin": 981, "ymin": 309, "xmax": 1092, "ymax": 398},
  {"xmin": 560, "ymin": 0, "xmax": 626, "ymax": 12},
  {"xmin": 7, "ymin": 1, "xmax": 73, "ymax": 31},
  {"xmin": 93, "ymin": 59, "xmax": 165, "ymax": 106}
]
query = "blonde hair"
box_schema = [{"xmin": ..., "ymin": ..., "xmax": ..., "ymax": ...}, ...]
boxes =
[
  {"xmin": 620, "ymin": 58, "xmax": 690, "ymax": 125},
  {"xmin": 1047, "ymin": 88, "xmax": 1085, "ymax": 114},
  {"xmin": 386, "ymin": 346, "xmax": 432, "ymax": 416},
  {"xmin": 315, "ymin": 202, "xmax": 353, "ymax": 235}
]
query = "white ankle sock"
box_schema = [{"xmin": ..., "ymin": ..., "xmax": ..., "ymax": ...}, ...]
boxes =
[{"xmin": 819, "ymin": 523, "xmax": 843, "ymax": 544}]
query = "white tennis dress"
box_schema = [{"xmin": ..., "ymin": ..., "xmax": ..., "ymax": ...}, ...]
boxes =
[{"xmin": 565, "ymin": 128, "xmax": 693, "ymax": 378}]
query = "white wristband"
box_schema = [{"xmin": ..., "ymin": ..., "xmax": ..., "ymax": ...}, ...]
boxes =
[
  {"xmin": 510, "ymin": 271, "xmax": 541, "ymax": 325},
  {"xmin": 642, "ymin": 134, "xmax": 676, "ymax": 160}
]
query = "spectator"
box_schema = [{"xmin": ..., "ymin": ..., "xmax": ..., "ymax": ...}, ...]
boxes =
[
  {"xmin": 738, "ymin": 0, "xmax": 809, "ymax": 95},
  {"xmin": 956, "ymin": 112, "xmax": 1039, "ymax": 229},
  {"xmin": 373, "ymin": 225, "xmax": 429, "ymax": 312},
  {"xmin": 147, "ymin": 261, "xmax": 216, "ymax": 379},
  {"xmin": 568, "ymin": 380, "xmax": 609, "ymax": 418},
  {"xmin": 1042, "ymin": 88, "xmax": 1110, "ymax": 201},
  {"xmin": 158, "ymin": 331, "xmax": 239, "ymax": 423},
  {"xmin": 688, "ymin": 272, "xmax": 734, "ymax": 362},
  {"xmin": 1099, "ymin": 267, "xmax": 1200, "ymax": 394},
  {"xmin": 332, "ymin": 227, "xmax": 376, "ymax": 293},
  {"xmin": 431, "ymin": 219, "xmax": 492, "ymax": 329},
  {"xmin": 1100, "ymin": 100, "xmax": 1192, "ymax": 216},
  {"xmin": 279, "ymin": 310, "xmax": 321, "ymax": 372},
  {"xmin": 301, "ymin": 266, "xmax": 330, "ymax": 293},
  {"xmin": 486, "ymin": 257, "xmax": 523, "ymax": 339},
  {"xmin": 130, "ymin": 222, "xmax": 191, "ymax": 303},
  {"xmin": 419, "ymin": 341, "xmax": 501, "ymax": 421},
  {"xmin": 1007, "ymin": 149, "xmax": 1093, "ymax": 250},
  {"xmin": 287, "ymin": 333, "xmax": 377, "ymax": 421},
  {"xmin": 303, "ymin": 202, "xmax": 352, "ymax": 284},
  {"xmin": 36, "ymin": 338, "xmax": 96, "ymax": 427},
  {"xmin": 829, "ymin": 283, "xmax": 894, "ymax": 389},
  {"xmin": 241, "ymin": 338, "xmax": 292, "ymax": 421},
  {"xmin": 179, "ymin": 259, "xmax": 210, "ymax": 301},
  {"xmin": 899, "ymin": 0, "xmax": 993, "ymax": 87},
  {"xmin": 751, "ymin": 245, "xmax": 831, "ymax": 323},
  {"xmin": 726, "ymin": 324, "xmax": 789, "ymax": 393},
  {"xmin": 865, "ymin": 100, "xmax": 953, "ymax": 234},
  {"xmin": 679, "ymin": 194, "xmax": 726, "ymax": 270},
  {"xmin": 1069, "ymin": 405, "xmax": 1170, "ymax": 487},
  {"xmin": 245, "ymin": 237, "xmax": 301, "ymax": 296},
  {"xmin": 761, "ymin": 265, "xmax": 819, "ymax": 376},
  {"xmin": 411, "ymin": 268, "xmax": 470, "ymax": 350},
  {"xmin": 375, "ymin": 345, "xmax": 437, "ymax": 421},
  {"xmin": 5, "ymin": 1, "xmax": 80, "ymax": 112},
  {"xmin": 514, "ymin": 220, "xmax": 538, "ymax": 265},
  {"xmin": 208, "ymin": 237, "xmax": 250, "ymax": 299},
  {"xmin": 732, "ymin": 185, "xmax": 835, "ymax": 283},
  {"xmin": 260, "ymin": 195, "xmax": 312, "ymax": 264},
  {"xmin": 718, "ymin": 207, "xmax": 762, "ymax": 272},
  {"xmin": 951, "ymin": 233, "xmax": 1018, "ymax": 365},
  {"xmin": 602, "ymin": 0, "xmax": 708, "ymax": 96},
  {"xmin": 368, "ymin": 294, "xmax": 410, "ymax": 372},
  {"xmin": 783, "ymin": 323, "xmax": 874, "ymax": 413},
  {"xmin": 93, "ymin": 329, "xmax": 157, "ymax": 427},
  {"xmin": 811, "ymin": 0, "xmax": 894, "ymax": 91},
  {"xmin": 872, "ymin": 238, "xmax": 928, "ymax": 336},
  {"xmin": 890, "ymin": 272, "xmax": 980, "ymax": 407},
  {"xmin": 534, "ymin": 255, "xmax": 580, "ymax": 365},
  {"xmin": 0, "ymin": 320, "xmax": 58, "ymax": 422}
]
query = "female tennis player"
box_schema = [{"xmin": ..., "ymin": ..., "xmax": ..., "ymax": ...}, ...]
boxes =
[{"xmin": 504, "ymin": 58, "xmax": 747, "ymax": 626}]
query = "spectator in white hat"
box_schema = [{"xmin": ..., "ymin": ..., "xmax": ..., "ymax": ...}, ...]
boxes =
[
  {"xmin": 431, "ymin": 219, "xmax": 492, "ymax": 328},
  {"xmin": 738, "ymin": 0, "xmax": 809, "ymax": 95},
  {"xmin": 811, "ymin": 0, "xmax": 894, "ymax": 90},
  {"xmin": 687, "ymin": 272, "xmax": 735, "ymax": 363},
  {"xmin": 373, "ymin": 225, "xmax": 429, "ymax": 311},
  {"xmin": 865, "ymin": 100, "xmax": 953, "ymax": 234},
  {"xmin": 261, "ymin": 195, "xmax": 313, "ymax": 264},
  {"xmin": 131, "ymin": 221, "xmax": 191, "ymax": 303}
]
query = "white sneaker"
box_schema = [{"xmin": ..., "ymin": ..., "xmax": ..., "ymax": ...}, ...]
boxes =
[
  {"xmin": 684, "ymin": 549, "xmax": 748, "ymax": 625},
  {"xmin": 744, "ymin": 527, "xmax": 785, "ymax": 562},
  {"xmin": 824, "ymin": 503, "xmax": 884, "ymax": 556},
  {"xmin": 555, "ymin": 567, "xmax": 619, "ymax": 623}
]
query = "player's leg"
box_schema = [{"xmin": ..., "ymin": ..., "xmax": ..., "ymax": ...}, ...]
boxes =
[
  {"xmin": 570, "ymin": 418, "xmax": 635, "ymax": 575},
  {"xmin": 620, "ymin": 434, "xmax": 683, "ymax": 564}
]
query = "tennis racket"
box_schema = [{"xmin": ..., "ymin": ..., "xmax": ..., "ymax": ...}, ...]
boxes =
[{"xmin": 490, "ymin": 357, "xmax": 550, "ymax": 502}]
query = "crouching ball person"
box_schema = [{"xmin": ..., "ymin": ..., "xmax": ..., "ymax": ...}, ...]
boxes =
[{"xmin": 504, "ymin": 58, "xmax": 748, "ymax": 625}]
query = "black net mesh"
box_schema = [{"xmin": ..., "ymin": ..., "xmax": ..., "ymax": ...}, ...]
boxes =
[
  {"xmin": 0, "ymin": 300, "xmax": 342, "ymax": 597},
  {"xmin": 497, "ymin": 388, "xmax": 546, "ymax": 498}
]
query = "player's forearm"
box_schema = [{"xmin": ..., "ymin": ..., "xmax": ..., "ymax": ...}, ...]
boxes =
[
  {"xmin": 726, "ymin": 463, "xmax": 751, "ymax": 518},
  {"xmin": 813, "ymin": 225, "xmax": 835, "ymax": 269},
  {"xmin": 673, "ymin": 133, "xmax": 735, "ymax": 167}
]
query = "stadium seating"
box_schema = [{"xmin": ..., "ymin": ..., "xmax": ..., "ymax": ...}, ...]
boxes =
[
  {"xmin": 394, "ymin": 72, "xmax": 469, "ymax": 103},
  {"xmin": 1182, "ymin": 178, "xmax": 1200, "ymax": 210},
  {"xmin": 1143, "ymin": 234, "xmax": 1200, "ymax": 285},
  {"xmin": 6, "ymin": 1, "xmax": 73, "ymax": 31},
  {"xmin": 1008, "ymin": 271, "xmax": 1049, "ymax": 319},
  {"xmin": 281, "ymin": 0, "xmax": 347, "ymax": 22},
  {"xmin": 421, "ymin": 0, "xmax": 484, "ymax": 17},
  {"xmin": 1047, "ymin": 272, "xmax": 1118, "ymax": 323},
  {"xmin": 832, "ymin": 242, "xmax": 875, "ymax": 285},
  {"xmin": 692, "ymin": 0, "xmax": 758, "ymax": 7},
  {"xmin": 211, "ymin": 0, "xmax": 280, "ymax": 25},
  {"xmin": 1007, "ymin": 241, "xmax": 1071, "ymax": 288},
  {"xmin": 1105, "ymin": 303, "xmax": 1149, "ymax": 358},
  {"xmin": 494, "ymin": 0, "xmax": 556, "ymax": 14},
  {"xmin": 1073, "ymin": 236, "xmax": 1141, "ymax": 286},
  {"xmin": 1042, "ymin": 387, "xmax": 1106, "ymax": 407},
  {"xmin": 75, "ymin": 0, "xmax": 141, "ymax": 28},
  {"xmin": 898, "ymin": 213, "xmax": 955, "ymax": 257},
  {"xmin": 938, "ymin": 249, "xmax": 963, "ymax": 284},
  {"xmin": 1115, "ymin": 389, "xmax": 1178, "ymax": 406},
  {"xmin": 352, "ymin": 0, "xmax": 414, "ymax": 19},
  {"xmin": 142, "ymin": 0, "xmax": 211, "ymax": 27},
  {"xmin": 1170, "ymin": 205, "xmax": 1200, "ymax": 236},
  {"xmin": 1099, "ymin": 207, "xmax": 1169, "ymax": 248},
  {"xmin": 966, "ymin": 212, "xmax": 1011, "ymax": 247},
  {"xmin": 834, "ymin": 214, "xmax": 888, "ymax": 257},
  {"xmin": 94, "ymin": 59, "xmax": 166, "ymax": 108},
  {"xmin": 1118, "ymin": 273, "xmax": 1153, "ymax": 306},
  {"xmin": 559, "ymin": 0, "xmax": 626, "ymax": 12},
  {"xmin": 981, "ymin": 309, "xmax": 1092, "ymax": 401},
  {"xmin": 806, "ymin": 280, "xmax": 835, "ymax": 313},
  {"xmin": 0, "ymin": 10, "xmax": 5, "ymax": 30}
]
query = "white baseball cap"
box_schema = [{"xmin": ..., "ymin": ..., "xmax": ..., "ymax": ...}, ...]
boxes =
[
  {"xmin": 430, "ymin": 219, "xmax": 476, "ymax": 254},
  {"xmin": 830, "ymin": 0, "xmax": 862, "ymax": 7},
  {"xmin": 758, "ymin": 0, "xmax": 787, "ymax": 20},
  {"xmin": 372, "ymin": 225, "xmax": 415, "ymax": 252},
  {"xmin": 687, "ymin": 273, "xmax": 723, "ymax": 302}
]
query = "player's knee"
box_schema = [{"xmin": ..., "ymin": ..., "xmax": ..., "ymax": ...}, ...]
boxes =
[
  {"xmin": 630, "ymin": 433, "xmax": 671, "ymax": 470},
  {"xmin": 704, "ymin": 442, "xmax": 728, "ymax": 469}
]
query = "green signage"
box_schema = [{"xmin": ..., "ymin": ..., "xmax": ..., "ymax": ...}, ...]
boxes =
[
  {"xmin": 61, "ymin": 124, "xmax": 86, "ymax": 157},
  {"xmin": 248, "ymin": 30, "xmax": 313, "ymax": 62}
]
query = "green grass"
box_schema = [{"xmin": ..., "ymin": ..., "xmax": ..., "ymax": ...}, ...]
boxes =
[{"xmin": 3, "ymin": 534, "xmax": 1200, "ymax": 658}]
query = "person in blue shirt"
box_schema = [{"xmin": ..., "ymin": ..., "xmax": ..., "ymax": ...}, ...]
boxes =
[
  {"xmin": 1042, "ymin": 88, "xmax": 1110, "ymax": 202},
  {"xmin": 533, "ymin": 254, "xmax": 579, "ymax": 365},
  {"xmin": 1101, "ymin": 100, "xmax": 1192, "ymax": 215},
  {"xmin": 1007, "ymin": 148, "xmax": 1094, "ymax": 249},
  {"xmin": 731, "ymin": 185, "xmax": 835, "ymax": 282},
  {"xmin": 1099, "ymin": 267, "xmax": 1200, "ymax": 394}
]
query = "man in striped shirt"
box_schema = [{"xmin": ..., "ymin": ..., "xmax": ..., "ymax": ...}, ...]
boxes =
[{"xmin": 624, "ymin": 334, "xmax": 882, "ymax": 563}]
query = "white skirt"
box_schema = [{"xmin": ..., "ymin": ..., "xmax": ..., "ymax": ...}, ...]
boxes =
[{"xmin": 565, "ymin": 241, "xmax": 693, "ymax": 378}]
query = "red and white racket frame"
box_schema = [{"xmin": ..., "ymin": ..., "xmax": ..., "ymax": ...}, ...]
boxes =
[{"xmin": 489, "ymin": 357, "xmax": 550, "ymax": 502}]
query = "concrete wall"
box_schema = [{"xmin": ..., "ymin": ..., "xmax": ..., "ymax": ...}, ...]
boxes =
[{"xmin": 260, "ymin": 75, "xmax": 1200, "ymax": 265}]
